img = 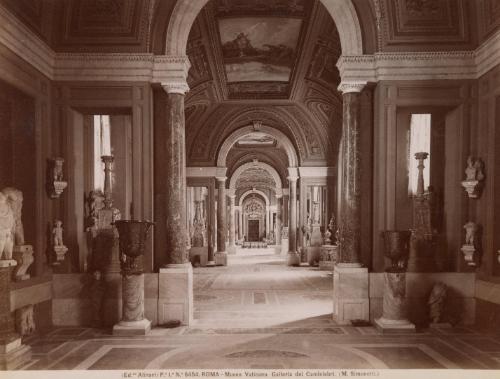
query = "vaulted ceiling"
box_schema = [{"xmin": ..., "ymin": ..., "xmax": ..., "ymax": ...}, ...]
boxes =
[{"xmin": 185, "ymin": 0, "xmax": 343, "ymax": 169}]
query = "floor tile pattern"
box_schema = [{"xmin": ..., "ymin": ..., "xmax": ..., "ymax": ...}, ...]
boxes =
[{"xmin": 11, "ymin": 249, "xmax": 500, "ymax": 370}]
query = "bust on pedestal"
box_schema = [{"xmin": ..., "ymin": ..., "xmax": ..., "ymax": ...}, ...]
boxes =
[{"xmin": 375, "ymin": 231, "xmax": 416, "ymax": 333}]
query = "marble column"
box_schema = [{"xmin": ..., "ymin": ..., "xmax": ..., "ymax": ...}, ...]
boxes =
[
  {"xmin": 158, "ymin": 82, "xmax": 193, "ymax": 326},
  {"xmin": 227, "ymin": 192, "xmax": 236, "ymax": 254},
  {"xmin": 287, "ymin": 174, "xmax": 300, "ymax": 266},
  {"xmin": 215, "ymin": 176, "xmax": 228, "ymax": 265},
  {"xmin": 238, "ymin": 208, "xmax": 243, "ymax": 240},
  {"xmin": 374, "ymin": 272, "xmax": 416, "ymax": 333},
  {"xmin": 276, "ymin": 195, "xmax": 282, "ymax": 245},
  {"xmin": 0, "ymin": 260, "xmax": 31, "ymax": 369},
  {"xmin": 333, "ymin": 82, "xmax": 369, "ymax": 324},
  {"xmin": 265, "ymin": 206, "xmax": 270, "ymax": 237}
]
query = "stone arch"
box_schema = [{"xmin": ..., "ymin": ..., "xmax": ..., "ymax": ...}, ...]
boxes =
[
  {"xmin": 217, "ymin": 124, "xmax": 299, "ymax": 168},
  {"xmin": 229, "ymin": 161, "xmax": 283, "ymax": 197},
  {"xmin": 239, "ymin": 189, "xmax": 269, "ymax": 207},
  {"xmin": 165, "ymin": 0, "xmax": 363, "ymax": 56}
]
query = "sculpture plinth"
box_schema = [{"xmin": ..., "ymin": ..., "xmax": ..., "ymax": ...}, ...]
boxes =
[
  {"xmin": 374, "ymin": 272, "xmax": 416, "ymax": 333},
  {"xmin": 113, "ymin": 220, "xmax": 153, "ymax": 336},
  {"xmin": 319, "ymin": 244, "xmax": 338, "ymax": 271},
  {"xmin": 0, "ymin": 260, "xmax": 31, "ymax": 369}
]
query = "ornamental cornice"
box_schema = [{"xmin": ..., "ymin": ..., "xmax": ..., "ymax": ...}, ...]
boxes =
[{"xmin": 337, "ymin": 82, "xmax": 366, "ymax": 94}]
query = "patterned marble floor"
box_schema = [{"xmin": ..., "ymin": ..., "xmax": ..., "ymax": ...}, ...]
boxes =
[{"xmin": 12, "ymin": 249, "xmax": 500, "ymax": 370}]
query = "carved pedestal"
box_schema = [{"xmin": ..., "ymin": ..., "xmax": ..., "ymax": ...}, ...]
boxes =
[
  {"xmin": 53, "ymin": 245, "xmax": 68, "ymax": 263},
  {"xmin": 319, "ymin": 245, "xmax": 338, "ymax": 271},
  {"xmin": 113, "ymin": 273, "xmax": 151, "ymax": 335},
  {"xmin": 12, "ymin": 245, "xmax": 34, "ymax": 281},
  {"xmin": 0, "ymin": 260, "xmax": 31, "ymax": 369},
  {"xmin": 460, "ymin": 245, "xmax": 476, "ymax": 266},
  {"xmin": 375, "ymin": 272, "xmax": 416, "ymax": 333}
]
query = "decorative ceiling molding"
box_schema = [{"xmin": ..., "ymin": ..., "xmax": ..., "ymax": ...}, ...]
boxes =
[
  {"xmin": 0, "ymin": 1, "xmax": 498, "ymax": 83},
  {"xmin": 216, "ymin": 122, "xmax": 299, "ymax": 168},
  {"xmin": 239, "ymin": 189, "xmax": 270, "ymax": 207},
  {"xmin": 229, "ymin": 161, "xmax": 283, "ymax": 194}
]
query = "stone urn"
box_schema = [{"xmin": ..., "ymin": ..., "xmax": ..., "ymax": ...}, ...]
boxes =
[
  {"xmin": 381, "ymin": 230, "xmax": 411, "ymax": 272},
  {"xmin": 113, "ymin": 220, "xmax": 154, "ymax": 335},
  {"xmin": 114, "ymin": 220, "xmax": 154, "ymax": 275}
]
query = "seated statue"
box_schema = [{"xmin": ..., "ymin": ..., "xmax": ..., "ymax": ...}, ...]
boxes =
[{"xmin": 0, "ymin": 192, "xmax": 15, "ymax": 260}]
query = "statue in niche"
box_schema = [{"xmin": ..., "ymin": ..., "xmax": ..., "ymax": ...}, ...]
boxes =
[
  {"xmin": 0, "ymin": 192, "xmax": 15, "ymax": 260},
  {"xmin": 464, "ymin": 156, "xmax": 485, "ymax": 182},
  {"xmin": 2, "ymin": 187, "xmax": 25, "ymax": 246},
  {"xmin": 464, "ymin": 222, "xmax": 478, "ymax": 246},
  {"xmin": 428, "ymin": 282, "xmax": 447, "ymax": 324},
  {"xmin": 52, "ymin": 220, "xmax": 64, "ymax": 246}
]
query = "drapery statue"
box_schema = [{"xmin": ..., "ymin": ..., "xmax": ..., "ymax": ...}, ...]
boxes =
[
  {"xmin": 2, "ymin": 187, "xmax": 25, "ymax": 246},
  {"xmin": 0, "ymin": 192, "xmax": 15, "ymax": 260}
]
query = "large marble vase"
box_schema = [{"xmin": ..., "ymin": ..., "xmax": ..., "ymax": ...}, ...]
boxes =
[{"xmin": 113, "ymin": 220, "xmax": 154, "ymax": 335}]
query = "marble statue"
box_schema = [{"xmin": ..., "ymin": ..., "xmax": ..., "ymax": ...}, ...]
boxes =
[
  {"xmin": 465, "ymin": 156, "xmax": 485, "ymax": 182},
  {"xmin": 2, "ymin": 187, "xmax": 25, "ymax": 246},
  {"xmin": 52, "ymin": 220, "xmax": 64, "ymax": 246},
  {"xmin": 463, "ymin": 221, "xmax": 478, "ymax": 246},
  {"xmin": 0, "ymin": 192, "xmax": 15, "ymax": 260},
  {"xmin": 428, "ymin": 282, "xmax": 447, "ymax": 324}
]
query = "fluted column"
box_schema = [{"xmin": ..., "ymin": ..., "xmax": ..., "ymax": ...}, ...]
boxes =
[
  {"xmin": 287, "ymin": 172, "xmax": 300, "ymax": 266},
  {"xmin": 228, "ymin": 192, "xmax": 236, "ymax": 254},
  {"xmin": 162, "ymin": 83, "xmax": 189, "ymax": 266},
  {"xmin": 337, "ymin": 82, "xmax": 365, "ymax": 267}
]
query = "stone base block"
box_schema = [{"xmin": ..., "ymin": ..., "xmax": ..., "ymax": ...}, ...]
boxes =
[
  {"xmin": 227, "ymin": 245, "xmax": 237, "ymax": 255},
  {"xmin": 274, "ymin": 245, "xmax": 282, "ymax": 255},
  {"xmin": 189, "ymin": 247, "xmax": 208, "ymax": 267},
  {"xmin": 333, "ymin": 265, "xmax": 369, "ymax": 325},
  {"xmin": 158, "ymin": 264, "xmax": 193, "ymax": 326},
  {"xmin": 0, "ymin": 336, "xmax": 31, "ymax": 370},
  {"xmin": 307, "ymin": 246, "xmax": 321, "ymax": 266},
  {"xmin": 319, "ymin": 261, "xmax": 335, "ymax": 271},
  {"xmin": 113, "ymin": 319, "xmax": 151, "ymax": 336},
  {"xmin": 214, "ymin": 252, "xmax": 227, "ymax": 266},
  {"xmin": 374, "ymin": 317, "xmax": 416, "ymax": 334},
  {"xmin": 281, "ymin": 239, "xmax": 289, "ymax": 255},
  {"xmin": 287, "ymin": 252, "xmax": 300, "ymax": 266}
]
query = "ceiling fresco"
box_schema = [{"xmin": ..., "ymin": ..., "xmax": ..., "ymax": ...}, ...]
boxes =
[
  {"xmin": 218, "ymin": 17, "xmax": 302, "ymax": 83},
  {"xmin": 236, "ymin": 132, "xmax": 277, "ymax": 147}
]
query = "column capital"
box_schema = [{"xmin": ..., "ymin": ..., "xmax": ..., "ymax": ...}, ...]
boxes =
[
  {"xmin": 337, "ymin": 81, "xmax": 367, "ymax": 94},
  {"xmin": 287, "ymin": 176, "xmax": 299, "ymax": 182},
  {"xmin": 227, "ymin": 189, "xmax": 236, "ymax": 198},
  {"xmin": 161, "ymin": 81, "xmax": 190, "ymax": 95},
  {"xmin": 215, "ymin": 176, "xmax": 226, "ymax": 183}
]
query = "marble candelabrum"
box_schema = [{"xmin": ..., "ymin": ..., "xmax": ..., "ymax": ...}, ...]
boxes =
[
  {"xmin": 0, "ymin": 259, "xmax": 31, "ymax": 369},
  {"xmin": 47, "ymin": 157, "xmax": 68, "ymax": 199},
  {"xmin": 113, "ymin": 220, "xmax": 154, "ymax": 335}
]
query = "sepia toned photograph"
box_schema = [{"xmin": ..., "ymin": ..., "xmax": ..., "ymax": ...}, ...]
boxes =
[{"xmin": 0, "ymin": 0, "xmax": 499, "ymax": 377}]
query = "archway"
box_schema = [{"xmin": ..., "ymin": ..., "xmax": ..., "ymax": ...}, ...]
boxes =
[
  {"xmin": 165, "ymin": 0, "xmax": 363, "ymax": 56},
  {"xmin": 217, "ymin": 124, "xmax": 299, "ymax": 169},
  {"xmin": 230, "ymin": 161, "xmax": 283, "ymax": 197}
]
